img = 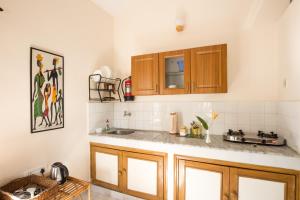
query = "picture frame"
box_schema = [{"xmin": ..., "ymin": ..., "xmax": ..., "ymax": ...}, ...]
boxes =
[{"xmin": 30, "ymin": 47, "xmax": 64, "ymax": 133}]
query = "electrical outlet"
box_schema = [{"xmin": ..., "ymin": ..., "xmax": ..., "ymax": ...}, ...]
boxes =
[
  {"xmin": 283, "ymin": 78, "xmax": 288, "ymax": 88},
  {"xmin": 23, "ymin": 166, "xmax": 47, "ymax": 177}
]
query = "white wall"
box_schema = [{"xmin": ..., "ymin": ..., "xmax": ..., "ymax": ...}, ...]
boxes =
[
  {"xmin": 278, "ymin": 0, "xmax": 300, "ymax": 100},
  {"xmin": 112, "ymin": 0, "xmax": 289, "ymax": 101},
  {"xmin": 0, "ymin": 0, "xmax": 113, "ymax": 185},
  {"xmin": 277, "ymin": 0, "xmax": 300, "ymax": 152}
]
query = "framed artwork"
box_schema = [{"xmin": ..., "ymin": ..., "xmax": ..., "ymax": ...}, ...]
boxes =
[{"xmin": 30, "ymin": 47, "xmax": 64, "ymax": 133}]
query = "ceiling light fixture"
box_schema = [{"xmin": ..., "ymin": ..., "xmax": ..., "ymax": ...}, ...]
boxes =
[
  {"xmin": 175, "ymin": 7, "xmax": 185, "ymax": 32},
  {"xmin": 175, "ymin": 18, "xmax": 185, "ymax": 32}
]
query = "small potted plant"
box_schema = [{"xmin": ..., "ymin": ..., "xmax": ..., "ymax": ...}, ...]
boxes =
[{"xmin": 196, "ymin": 112, "xmax": 219, "ymax": 143}]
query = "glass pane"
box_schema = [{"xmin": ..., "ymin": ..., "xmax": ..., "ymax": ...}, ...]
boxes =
[{"xmin": 165, "ymin": 56, "xmax": 184, "ymax": 89}]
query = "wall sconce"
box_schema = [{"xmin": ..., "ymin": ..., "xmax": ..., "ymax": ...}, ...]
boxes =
[{"xmin": 175, "ymin": 18, "xmax": 185, "ymax": 32}]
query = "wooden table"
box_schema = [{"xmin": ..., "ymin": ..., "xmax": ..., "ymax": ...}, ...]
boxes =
[{"xmin": 47, "ymin": 177, "xmax": 91, "ymax": 200}]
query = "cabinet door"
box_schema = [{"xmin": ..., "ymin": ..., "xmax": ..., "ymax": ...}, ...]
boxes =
[
  {"xmin": 91, "ymin": 146, "xmax": 123, "ymax": 192},
  {"xmin": 159, "ymin": 50, "xmax": 191, "ymax": 95},
  {"xmin": 132, "ymin": 53, "xmax": 159, "ymax": 96},
  {"xmin": 177, "ymin": 160, "xmax": 230, "ymax": 200},
  {"xmin": 191, "ymin": 44, "xmax": 227, "ymax": 93},
  {"xmin": 230, "ymin": 168, "xmax": 296, "ymax": 200},
  {"xmin": 122, "ymin": 151, "xmax": 165, "ymax": 200}
]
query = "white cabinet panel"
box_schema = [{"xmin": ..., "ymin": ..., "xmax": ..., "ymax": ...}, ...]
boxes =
[
  {"xmin": 96, "ymin": 152, "xmax": 118, "ymax": 185},
  {"xmin": 239, "ymin": 177, "xmax": 285, "ymax": 200},
  {"xmin": 127, "ymin": 158, "xmax": 158, "ymax": 195},
  {"xmin": 185, "ymin": 167, "xmax": 222, "ymax": 200}
]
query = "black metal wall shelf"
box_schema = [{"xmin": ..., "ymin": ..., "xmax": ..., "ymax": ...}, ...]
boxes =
[{"xmin": 89, "ymin": 74, "xmax": 122, "ymax": 103}]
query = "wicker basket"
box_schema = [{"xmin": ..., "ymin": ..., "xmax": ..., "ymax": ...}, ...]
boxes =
[{"xmin": 0, "ymin": 175, "xmax": 58, "ymax": 200}]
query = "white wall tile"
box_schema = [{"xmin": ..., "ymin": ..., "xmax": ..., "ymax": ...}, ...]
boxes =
[
  {"xmin": 265, "ymin": 102, "xmax": 278, "ymax": 114},
  {"xmin": 88, "ymin": 101, "xmax": 300, "ymax": 153}
]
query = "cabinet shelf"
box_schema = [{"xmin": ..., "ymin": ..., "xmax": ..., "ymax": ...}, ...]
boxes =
[{"xmin": 166, "ymin": 71, "xmax": 184, "ymax": 76}]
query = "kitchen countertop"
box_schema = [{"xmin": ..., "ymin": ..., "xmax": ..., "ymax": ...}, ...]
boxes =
[
  {"xmin": 89, "ymin": 130, "xmax": 299, "ymax": 158},
  {"xmin": 89, "ymin": 129, "xmax": 300, "ymax": 171}
]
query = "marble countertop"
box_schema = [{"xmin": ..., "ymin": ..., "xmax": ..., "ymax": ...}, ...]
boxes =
[{"xmin": 89, "ymin": 130, "xmax": 300, "ymax": 158}]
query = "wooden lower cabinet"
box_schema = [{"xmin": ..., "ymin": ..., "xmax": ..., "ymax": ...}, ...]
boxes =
[
  {"xmin": 90, "ymin": 143, "xmax": 167, "ymax": 200},
  {"xmin": 177, "ymin": 160, "xmax": 230, "ymax": 200},
  {"xmin": 90, "ymin": 146, "xmax": 123, "ymax": 192},
  {"xmin": 175, "ymin": 155, "xmax": 299, "ymax": 200},
  {"xmin": 123, "ymin": 151, "xmax": 165, "ymax": 200},
  {"xmin": 230, "ymin": 168, "xmax": 296, "ymax": 200}
]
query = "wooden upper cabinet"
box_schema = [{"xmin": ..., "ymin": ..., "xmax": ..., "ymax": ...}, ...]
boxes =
[
  {"xmin": 132, "ymin": 53, "xmax": 159, "ymax": 96},
  {"xmin": 131, "ymin": 44, "xmax": 228, "ymax": 96},
  {"xmin": 191, "ymin": 44, "xmax": 227, "ymax": 93},
  {"xmin": 159, "ymin": 50, "xmax": 191, "ymax": 95}
]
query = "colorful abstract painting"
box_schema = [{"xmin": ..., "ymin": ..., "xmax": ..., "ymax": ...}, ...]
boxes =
[{"xmin": 30, "ymin": 48, "xmax": 64, "ymax": 133}]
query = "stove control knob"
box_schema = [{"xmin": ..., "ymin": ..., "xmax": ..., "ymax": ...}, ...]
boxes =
[{"xmin": 262, "ymin": 139, "xmax": 267, "ymax": 144}]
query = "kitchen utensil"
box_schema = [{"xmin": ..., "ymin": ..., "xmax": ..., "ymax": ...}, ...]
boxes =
[
  {"xmin": 50, "ymin": 162, "xmax": 69, "ymax": 184},
  {"xmin": 96, "ymin": 128, "xmax": 103, "ymax": 133},
  {"xmin": 168, "ymin": 84, "xmax": 177, "ymax": 88},
  {"xmin": 13, "ymin": 190, "xmax": 31, "ymax": 199}
]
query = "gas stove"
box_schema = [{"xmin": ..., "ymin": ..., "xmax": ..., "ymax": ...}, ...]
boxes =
[{"xmin": 223, "ymin": 129, "xmax": 287, "ymax": 146}]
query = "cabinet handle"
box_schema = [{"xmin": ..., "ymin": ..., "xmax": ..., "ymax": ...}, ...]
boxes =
[
  {"xmin": 223, "ymin": 194, "xmax": 229, "ymax": 200},
  {"xmin": 123, "ymin": 168, "xmax": 127, "ymax": 174},
  {"xmin": 118, "ymin": 170, "xmax": 122, "ymax": 176},
  {"xmin": 230, "ymin": 191, "xmax": 238, "ymax": 200},
  {"xmin": 155, "ymin": 84, "xmax": 158, "ymax": 93}
]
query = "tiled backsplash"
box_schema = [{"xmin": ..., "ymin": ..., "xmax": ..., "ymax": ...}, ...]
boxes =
[
  {"xmin": 89, "ymin": 101, "xmax": 278, "ymax": 135},
  {"xmin": 113, "ymin": 102, "xmax": 278, "ymax": 134},
  {"xmin": 89, "ymin": 101, "xmax": 300, "ymax": 152},
  {"xmin": 89, "ymin": 103, "xmax": 114, "ymax": 132}
]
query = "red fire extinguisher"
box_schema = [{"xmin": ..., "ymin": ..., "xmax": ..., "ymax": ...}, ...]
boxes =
[{"xmin": 122, "ymin": 76, "xmax": 135, "ymax": 101}]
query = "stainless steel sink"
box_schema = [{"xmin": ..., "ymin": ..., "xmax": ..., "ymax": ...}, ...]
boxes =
[{"xmin": 104, "ymin": 129, "xmax": 135, "ymax": 135}]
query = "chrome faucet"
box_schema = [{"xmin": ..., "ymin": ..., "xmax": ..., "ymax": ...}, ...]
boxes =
[{"xmin": 105, "ymin": 119, "xmax": 110, "ymax": 131}]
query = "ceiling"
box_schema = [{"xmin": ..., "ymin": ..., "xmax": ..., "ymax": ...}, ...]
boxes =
[
  {"xmin": 91, "ymin": 0, "xmax": 290, "ymax": 18},
  {"xmin": 91, "ymin": 0, "xmax": 127, "ymax": 16}
]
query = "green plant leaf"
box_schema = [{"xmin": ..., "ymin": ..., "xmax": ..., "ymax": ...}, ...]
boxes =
[{"xmin": 196, "ymin": 116, "xmax": 209, "ymax": 130}]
